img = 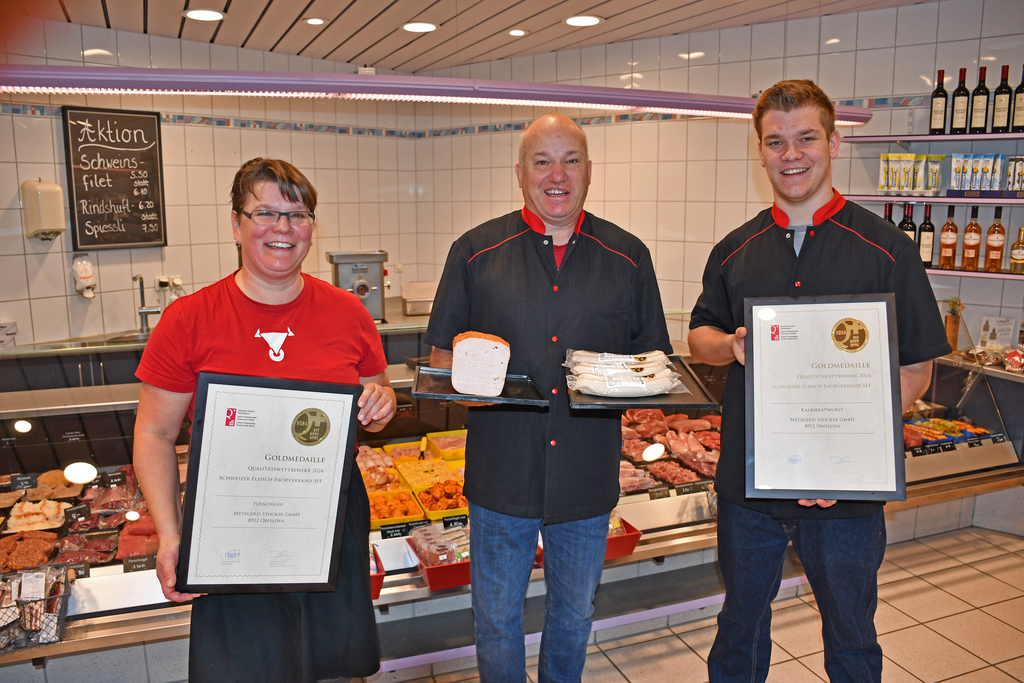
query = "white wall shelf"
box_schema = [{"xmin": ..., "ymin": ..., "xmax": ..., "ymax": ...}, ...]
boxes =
[
  {"xmin": 845, "ymin": 133, "xmax": 1024, "ymax": 144},
  {"xmin": 846, "ymin": 195, "xmax": 1023, "ymax": 205}
]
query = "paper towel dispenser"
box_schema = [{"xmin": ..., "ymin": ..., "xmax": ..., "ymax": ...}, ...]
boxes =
[{"xmin": 21, "ymin": 178, "xmax": 66, "ymax": 240}]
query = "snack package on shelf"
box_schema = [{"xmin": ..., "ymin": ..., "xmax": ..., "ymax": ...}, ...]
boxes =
[
  {"xmin": 409, "ymin": 524, "xmax": 467, "ymax": 566},
  {"xmin": 925, "ymin": 155, "xmax": 944, "ymax": 196},
  {"xmin": 0, "ymin": 564, "xmax": 72, "ymax": 653},
  {"xmin": 878, "ymin": 154, "xmax": 893, "ymax": 194}
]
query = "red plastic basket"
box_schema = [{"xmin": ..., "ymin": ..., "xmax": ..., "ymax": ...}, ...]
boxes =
[
  {"xmin": 535, "ymin": 519, "xmax": 642, "ymax": 566},
  {"xmin": 406, "ymin": 538, "xmax": 471, "ymax": 591},
  {"xmin": 370, "ymin": 546, "xmax": 385, "ymax": 600}
]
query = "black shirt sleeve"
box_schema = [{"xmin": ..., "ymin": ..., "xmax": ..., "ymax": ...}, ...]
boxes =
[
  {"xmin": 424, "ymin": 240, "xmax": 471, "ymax": 351},
  {"xmin": 689, "ymin": 244, "xmax": 735, "ymax": 334}
]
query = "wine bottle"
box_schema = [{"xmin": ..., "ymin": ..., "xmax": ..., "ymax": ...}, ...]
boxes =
[
  {"xmin": 961, "ymin": 206, "xmax": 981, "ymax": 270},
  {"xmin": 1013, "ymin": 65, "xmax": 1024, "ymax": 133},
  {"xmin": 884, "ymin": 203, "xmax": 895, "ymax": 225},
  {"xmin": 918, "ymin": 204, "xmax": 935, "ymax": 267},
  {"xmin": 984, "ymin": 207, "xmax": 1005, "ymax": 272},
  {"xmin": 951, "ymin": 68, "xmax": 971, "ymax": 134},
  {"xmin": 930, "ymin": 69, "xmax": 948, "ymax": 134},
  {"xmin": 937, "ymin": 206, "xmax": 958, "ymax": 270},
  {"xmin": 1010, "ymin": 226, "xmax": 1024, "ymax": 273},
  {"xmin": 899, "ymin": 203, "xmax": 917, "ymax": 245},
  {"xmin": 970, "ymin": 66, "xmax": 990, "ymax": 134},
  {"xmin": 993, "ymin": 65, "xmax": 1013, "ymax": 133}
]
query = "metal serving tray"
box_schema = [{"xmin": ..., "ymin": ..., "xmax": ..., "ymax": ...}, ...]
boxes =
[
  {"xmin": 411, "ymin": 367, "xmax": 549, "ymax": 406},
  {"xmin": 567, "ymin": 356, "xmax": 719, "ymax": 410}
]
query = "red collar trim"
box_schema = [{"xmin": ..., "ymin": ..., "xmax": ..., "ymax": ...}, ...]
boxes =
[
  {"xmin": 521, "ymin": 206, "xmax": 585, "ymax": 236},
  {"xmin": 770, "ymin": 190, "xmax": 846, "ymax": 229}
]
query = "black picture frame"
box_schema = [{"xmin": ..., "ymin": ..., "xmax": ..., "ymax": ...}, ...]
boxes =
[
  {"xmin": 61, "ymin": 106, "xmax": 167, "ymax": 250},
  {"xmin": 176, "ymin": 372, "xmax": 361, "ymax": 594},
  {"xmin": 743, "ymin": 294, "xmax": 906, "ymax": 501}
]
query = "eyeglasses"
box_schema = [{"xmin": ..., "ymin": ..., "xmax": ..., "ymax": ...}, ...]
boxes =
[{"xmin": 240, "ymin": 209, "xmax": 315, "ymax": 227}]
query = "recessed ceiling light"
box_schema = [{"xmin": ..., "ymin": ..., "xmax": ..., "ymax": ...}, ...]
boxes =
[
  {"xmin": 677, "ymin": 52, "xmax": 705, "ymax": 60},
  {"xmin": 826, "ymin": 38, "xmax": 840, "ymax": 44},
  {"xmin": 403, "ymin": 22, "xmax": 437, "ymax": 33},
  {"xmin": 83, "ymin": 49, "xmax": 112, "ymax": 57},
  {"xmin": 566, "ymin": 16, "xmax": 602, "ymax": 27},
  {"xmin": 509, "ymin": 29, "xmax": 528, "ymax": 37},
  {"xmin": 14, "ymin": 420, "xmax": 31, "ymax": 433},
  {"xmin": 305, "ymin": 18, "xmax": 325, "ymax": 25},
  {"xmin": 183, "ymin": 9, "xmax": 225, "ymax": 22}
]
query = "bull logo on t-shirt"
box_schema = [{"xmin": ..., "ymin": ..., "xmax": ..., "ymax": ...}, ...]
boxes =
[{"xmin": 255, "ymin": 327, "xmax": 295, "ymax": 362}]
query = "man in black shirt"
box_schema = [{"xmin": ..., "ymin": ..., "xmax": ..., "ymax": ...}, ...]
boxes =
[
  {"xmin": 427, "ymin": 113, "xmax": 671, "ymax": 682},
  {"xmin": 688, "ymin": 81, "xmax": 950, "ymax": 683}
]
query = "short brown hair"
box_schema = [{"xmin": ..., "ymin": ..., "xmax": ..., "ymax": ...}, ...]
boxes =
[
  {"xmin": 753, "ymin": 80, "xmax": 836, "ymax": 141},
  {"xmin": 230, "ymin": 158, "xmax": 317, "ymax": 214}
]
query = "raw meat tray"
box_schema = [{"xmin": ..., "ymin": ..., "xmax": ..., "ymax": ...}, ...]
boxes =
[
  {"xmin": 567, "ymin": 356, "xmax": 719, "ymax": 410},
  {"xmin": 412, "ymin": 367, "xmax": 549, "ymax": 406}
]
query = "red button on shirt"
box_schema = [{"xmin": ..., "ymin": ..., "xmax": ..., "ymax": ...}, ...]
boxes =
[
  {"xmin": 553, "ymin": 286, "xmax": 559, "ymax": 291},
  {"xmin": 551, "ymin": 336, "xmax": 558, "ymax": 342},
  {"xmin": 795, "ymin": 281, "xmax": 801, "ymax": 287},
  {"xmin": 551, "ymin": 388, "xmax": 558, "ymax": 394},
  {"xmin": 550, "ymin": 440, "xmax": 556, "ymax": 446},
  {"xmin": 809, "ymin": 230, "xmax": 815, "ymax": 236}
]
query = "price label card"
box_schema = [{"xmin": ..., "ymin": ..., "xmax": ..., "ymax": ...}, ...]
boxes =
[
  {"xmin": 19, "ymin": 572, "xmax": 46, "ymax": 601},
  {"xmin": 442, "ymin": 515, "xmax": 468, "ymax": 529},
  {"xmin": 910, "ymin": 446, "xmax": 927, "ymax": 458},
  {"xmin": 379, "ymin": 519, "xmax": 431, "ymax": 539},
  {"xmin": 675, "ymin": 481, "xmax": 709, "ymax": 497},
  {"xmin": 940, "ymin": 442, "xmax": 957, "ymax": 452},
  {"xmin": 648, "ymin": 486, "xmax": 671, "ymax": 500},
  {"xmin": 105, "ymin": 471, "xmax": 127, "ymax": 487},
  {"xmin": 925, "ymin": 444, "xmax": 942, "ymax": 454},
  {"xmin": 967, "ymin": 437, "xmax": 983, "ymax": 448},
  {"xmin": 10, "ymin": 474, "xmax": 37, "ymax": 491},
  {"xmin": 123, "ymin": 555, "xmax": 157, "ymax": 573},
  {"xmin": 992, "ymin": 434, "xmax": 1006, "ymax": 443},
  {"xmin": 68, "ymin": 561, "xmax": 90, "ymax": 579},
  {"xmin": 65, "ymin": 503, "xmax": 91, "ymax": 522}
]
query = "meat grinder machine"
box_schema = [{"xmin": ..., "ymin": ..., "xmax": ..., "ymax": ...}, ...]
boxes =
[{"xmin": 327, "ymin": 251, "xmax": 389, "ymax": 322}]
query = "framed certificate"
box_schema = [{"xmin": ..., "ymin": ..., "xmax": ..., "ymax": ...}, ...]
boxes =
[
  {"xmin": 176, "ymin": 373, "xmax": 361, "ymax": 594},
  {"xmin": 744, "ymin": 295, "xmax": 905, "ymax": 501}
]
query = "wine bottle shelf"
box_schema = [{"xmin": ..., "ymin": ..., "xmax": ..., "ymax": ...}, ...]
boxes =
[
  {"xmin": 846, "ymin": 195, "xmax": 1024, "ymax": 205},
  {"xmin": 925, "ymin": 268, "xmax": 1024, "ymax": 280}
]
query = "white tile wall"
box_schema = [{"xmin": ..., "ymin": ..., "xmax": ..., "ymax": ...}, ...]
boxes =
[{"xmin": 1, "ymin": 0, "xmax": 1021, "ymax": 346}]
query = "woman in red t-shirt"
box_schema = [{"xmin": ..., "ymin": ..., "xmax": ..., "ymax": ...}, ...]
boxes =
[{"xmin": 133, "ymin": 158, "xmax": 395, "ymax": 683}]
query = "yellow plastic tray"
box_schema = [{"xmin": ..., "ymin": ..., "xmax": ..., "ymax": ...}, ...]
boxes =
[
  {"xmin": 382, "ymin": 440, "xmax": 433, "ymax": 460},
  {"xmin": 446, "ymin": 460, "xmax": 465, "ymax": 480},
  {"xmin": 368, "ymin": 490, "xmax": 425, "ymax": 530},
  {"xmin": 395, "ymin": 459, "xmax": 460, "ymax": 489},
  {"xmin": 412, "ymin": 481, "xmax": 469, "ymax": 522},
  {"xmin": 426, "ymin": 429, "xmax": 468, "ymax": 460}
]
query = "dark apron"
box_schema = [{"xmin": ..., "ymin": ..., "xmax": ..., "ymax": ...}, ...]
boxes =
[{"xmin": 188, "ymin": 472, "xmax": 380, "ymax": 683}]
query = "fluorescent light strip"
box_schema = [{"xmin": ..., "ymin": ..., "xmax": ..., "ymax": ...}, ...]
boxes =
[{"xmin": 0, "ymin": 65, "xmax": 871, "ymax": 124}]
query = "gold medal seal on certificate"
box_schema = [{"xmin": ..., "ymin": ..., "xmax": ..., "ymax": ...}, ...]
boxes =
[
  {"xmin": 831, "ymin": 318, "xmax": 870, "ymax": 353},
  {"xmin": 292, "ymin": 408, "xmax": 331, "ymax": 446}
]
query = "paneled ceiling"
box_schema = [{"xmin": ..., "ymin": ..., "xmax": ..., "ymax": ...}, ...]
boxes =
[{"xmin": 4, "ymin": 0, "xmax": 927, "ymax": 74}]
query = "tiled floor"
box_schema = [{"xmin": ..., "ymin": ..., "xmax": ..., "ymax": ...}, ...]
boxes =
[{"xmin": 373, "ymin": 527, "xmax": 1024, "ymax": 683}]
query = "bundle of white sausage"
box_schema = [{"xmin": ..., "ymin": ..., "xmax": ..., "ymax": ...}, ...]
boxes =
[{"xmin": 564, "ymin": 349, "xmax": 680, "ymax": 397}]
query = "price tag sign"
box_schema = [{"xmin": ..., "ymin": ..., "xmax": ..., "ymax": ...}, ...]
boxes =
[
  {"xmin": 925, "ymin": 444, "xmax": 942, "ymax": 454},
  {"xmin": 675, "ymin": 481, "xmax": 709, "ymax": 497},
  {"xmin": 992, "ymin": 434, "xmax": 1006, "ymax": 443},
  {"xmin": 68, "ymin": 561, "xmax": 91, "ymax": 579},
  {"xmin": 379, "ymin": 519, "xmax": 431, "ymax": 539},
  {"xmin": 940, "ymin": 442, "xmax": 957, "ymax": 452},
  {"xmin": 65, "ymin": 503, "xmax": 91, "ymax": 522},
  {"xmin": 967, "ymin": 437, "xmax": 983, "ymax": 448},
  {"xmin": 910, "ymin": 446, "xmax": 927, "ymax": 458},
  {"xmin": 123, "ymin": 555, "xmax": 157, "ymax": 573},
  {"xmin": 10, "ymin": 474, "xmax": 37, "ymax": 491},
  {"xmin": 442, "ymin": 515, "xmax": 468, "ymax": 529},
  {"xmin": 105, "ymin": 471, "xmax": 127, "ymax": 487},
  {"xmin": 648, "ymin": 486, "xmax": 671, "ymax": 500}
]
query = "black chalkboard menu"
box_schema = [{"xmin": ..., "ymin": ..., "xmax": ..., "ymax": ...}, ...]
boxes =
[{"xmin": 62, "ymin": 107, "xmax": 167, "ymax": 250}]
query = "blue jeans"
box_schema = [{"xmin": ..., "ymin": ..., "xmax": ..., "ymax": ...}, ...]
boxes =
[
  {"xmin": 709, "ymin": 499, "xmax": 886, "ymax": 683},
  {"xmin": 469, "ymin": 502, "xmax": 609, "ymax": 683}
]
